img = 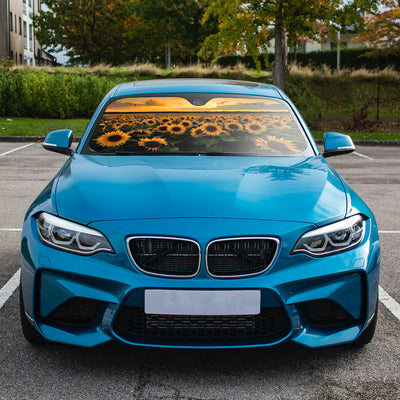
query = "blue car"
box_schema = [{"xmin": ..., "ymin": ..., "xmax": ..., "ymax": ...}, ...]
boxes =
[{"xmin": 20, "ymin": 79, "xmax": 380, "ymax": 348}]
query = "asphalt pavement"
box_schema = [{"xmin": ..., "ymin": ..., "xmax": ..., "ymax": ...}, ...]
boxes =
[{"xmin": 0, "ymin": 142, "xmax": 399, "ymax": 400}]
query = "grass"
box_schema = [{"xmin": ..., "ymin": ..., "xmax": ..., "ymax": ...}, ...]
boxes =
[
  {"xmin": 1, "ymin": 117, "xmax": 399, "ymax": 142},
  {"xmin": 0, "ymin": 117, "xmax": 89, "ymax": 138}
]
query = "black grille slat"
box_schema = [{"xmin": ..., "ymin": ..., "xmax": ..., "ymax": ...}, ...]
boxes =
[
  {"xmin": 207, "ymin": 238, "xmax": 278, "ymax": 276},
  {"xmin": 113, "ymin": 307, "xmax": 291, "ymax": 345},
  {"xmin": 128, "ymin": 237, "xmax": 200, "ymax": 276}
]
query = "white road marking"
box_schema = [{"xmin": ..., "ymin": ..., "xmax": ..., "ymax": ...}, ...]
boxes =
[
  {"xmin": 353, "ymin": 151, "xmax": 374, "ymax": 160},
  {"xmin": 0, "ymin": 143, "xmax": 35, "ymax": 157},
  {"xmin": 0, "ymin": 228, "xmax": 22, "ymax": 231},
  {"xmin": 379, "ymin": 231, "xmax": 400, "ymax": 234},
  {"xmin": 379, "ymin": 286, "xmax": 400, "ymax": 322},
  {"xmin": 0, "ymin": 269, "xmax": 20, "ymax": 309}
]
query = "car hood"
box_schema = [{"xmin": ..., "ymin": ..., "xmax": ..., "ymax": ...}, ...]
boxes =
[{"xmin": 55, "ymin": 154, "xmax": 346, "ymax": 225}]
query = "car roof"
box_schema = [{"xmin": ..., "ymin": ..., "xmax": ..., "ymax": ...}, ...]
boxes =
[{"xmin": 110, "ymin": 79, "xmax": 283, "ymax": 99}]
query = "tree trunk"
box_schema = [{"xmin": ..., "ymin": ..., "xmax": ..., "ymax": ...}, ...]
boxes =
[{"xmin": 273, "ymin": 24, "xmax": 285, "ymax": 90}]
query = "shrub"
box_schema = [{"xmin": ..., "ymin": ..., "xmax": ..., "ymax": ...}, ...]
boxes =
[
  {"xmin": 216, "ymin": 49, "xmax": 400, "ymax": 71},
  {"xmin": 1, "ymin": 65, "xmax": 399, "ymax": 124},
  {"xmin": 0, "ymin": 67, "xmax": 121, "ymax": 118},
  {"xmin": 285, "ymin": 82, "xmax": 326, "ymax": 124}
]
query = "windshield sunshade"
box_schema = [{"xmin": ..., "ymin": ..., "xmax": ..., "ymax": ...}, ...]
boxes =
[{"xmin": 87, "ymin": 96, "xmax": 311, "ymax": 156}]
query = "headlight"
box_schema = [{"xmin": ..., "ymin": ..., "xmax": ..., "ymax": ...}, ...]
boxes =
[
  {"xmin": 292, "ymin": 215, "xmax": 366, "ymax": 257},
  {"xmin": 37, "ymin": 212, "xmax": 114, "ymax": 255}
]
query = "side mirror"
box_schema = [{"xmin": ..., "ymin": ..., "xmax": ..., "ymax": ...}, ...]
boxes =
[
  {"xmin": 43, "ymin": 129, "xmax": 74, "ymax": 156},
  {"xmin": 323, "ymin": 132, "xmax": 355, "ymax": 158}
]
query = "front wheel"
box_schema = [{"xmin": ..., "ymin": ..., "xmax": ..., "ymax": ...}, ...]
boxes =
[{"xmin": 19, "ymin": 286, "xmax": 46, "ymax": 345}]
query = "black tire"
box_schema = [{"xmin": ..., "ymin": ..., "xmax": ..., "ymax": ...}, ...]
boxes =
[
  {"xmin": 19, "ymin": 286, "xmax": 46, "ymax": 345},
  {"xmin": 352, "ymin": 302, "xmax": 378, "ymax": 347}
]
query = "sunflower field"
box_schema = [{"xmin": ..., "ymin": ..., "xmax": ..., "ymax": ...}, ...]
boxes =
[{"xmin": 89, "ymin": 110, "xmax": 307, "ymax": 155}]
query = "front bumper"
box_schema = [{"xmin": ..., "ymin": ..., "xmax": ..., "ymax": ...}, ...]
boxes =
[{"xmin": 20, "ymin": 217, "xmax": 380, "ymax": 348}]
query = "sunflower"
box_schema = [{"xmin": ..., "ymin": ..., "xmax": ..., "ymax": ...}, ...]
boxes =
[
  {"xmin": 168, "ymin": 124, "xmax": 186, "ymax": 135},
  {"xmin": 156, "ymin": 125, "xmax": 170, "ymax": 133},
  {"xmin": 270, "ymin": 120, "xmax": 291, "ymax": 130},
  {"xmin": 181, "ymin": 120, "xmax": 193, "ymax": 129},
  {"xmin": 255, "ymin": 136, "xmax": 299, "ymax": 154},
  {"xmin": 224, "ymin": 120, "xmax": 243, "ymax": 131},
  {"xmin": 138, "ymin": 137, "xmax": 168, "ymax": 152},
  {"xmin": 143, "ymin": 119, "xmax": 157, "ymax": 126},
  {"xmin": 191, "ymin": 128, "xmax": 206, "ymax": 138},
  {"xmin": 246, "ymin": 121, "xmax": 265, "ymax": 134},
  {"xmin": 96, "ymin": 131, "xmax": 131, "ymax": 147},
  {"xmin": 199, "ymin": 122, "xmax": 222, "ymax": 136}
]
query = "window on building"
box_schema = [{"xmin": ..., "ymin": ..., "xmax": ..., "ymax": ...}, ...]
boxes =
[
  {"xmin": 15, "ymin": 15, "xmax": 17, "ymax": 32},
  {"xmin": 9, "ymin": 13, "xmax": 13, "ymax": 31},
  {"xmin": 19, "ymin": 17, "xmax": 22, "ymax": 35},
  {"xmin": 23, "ymin": 21, "xmax": 27, "ymax": 49},
  {"xmin": 29, "ymin": 25, "xmax": 33, "ymax": 50},
  {"xmin": 19, "ymin": 54, "xmax": 23, "ymax": 65}
]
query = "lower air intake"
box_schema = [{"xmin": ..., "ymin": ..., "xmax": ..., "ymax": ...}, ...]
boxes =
[{"xmin": 113, "ymin": 306, "xmax": 291, "ymax": 346}]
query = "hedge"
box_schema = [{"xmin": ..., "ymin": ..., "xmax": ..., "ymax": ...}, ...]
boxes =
[
  {"xmin": 216, "ymin": 49, "xmax": 400, "ymax": 71},
  {"xmin": 0, "ymin": 68, "xmax": 123, "ymax": 118},
  {"xmin": 1, "ymin": 66, "xmax": 399, "ymax": 124}
]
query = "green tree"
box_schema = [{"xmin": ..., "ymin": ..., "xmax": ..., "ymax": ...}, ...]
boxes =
[
  {"xmin": 358, "ymin": 0, "xmax": 400, "ymax": 56},
  {"xmin": 199, "ymin": 0, "xmax": 378, "ymax": 88},
  {"xmin": 132, "ymin": 0, "xmax": 216, "ymax": 66},
  {"xmin": 35, "ymin": 0, "xmax": 215, "ymax": 66}
]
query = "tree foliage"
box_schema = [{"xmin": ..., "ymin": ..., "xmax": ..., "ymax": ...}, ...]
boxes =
[
  {"xmin": 199, "ymin": 0, "xmax": 378, "ymax": 88},
  {"xmin": 358, "ymin": 0, "xmax": 400, "ymax": 56},
  {"xmin": 34, "ymin": 0, "xmax": 215, "ymax": 65},
  {"xmin": 34, "ymin": 0, "xmax": 138, "ymax": 64},
  {"xmin": 132, "ymin": 0, "xmax": 216, "ymax": 65}
]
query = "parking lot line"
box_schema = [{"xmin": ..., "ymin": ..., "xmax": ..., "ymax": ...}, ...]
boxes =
[
  {"xmin": 0, "ymin": 143, "xmax": 35, "ymax": 157},
  {"xmin": 0, "ymin": 269, "xmax": 20, "ymax": 309},
  {"xmin": 379, "ymin": 286, "xmax": 400, "ymax": 322},
  {"xmin": 353, "ymin": 151, "xmax": 374, "ymax": 160}
]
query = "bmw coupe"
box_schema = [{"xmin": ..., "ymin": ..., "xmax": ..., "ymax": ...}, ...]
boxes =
[{"xmin": 20, "ymin": 79, "xmax": 380, "ymax": 348}]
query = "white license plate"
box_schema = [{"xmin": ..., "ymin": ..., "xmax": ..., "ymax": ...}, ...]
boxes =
[{"xmin": 144, "ymin": 290, "xmax": 261, "ymax": 316}]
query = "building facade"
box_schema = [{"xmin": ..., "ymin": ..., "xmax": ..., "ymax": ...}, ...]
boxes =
[{"xmin": 0, "ymin": 0, "xmax": 54, "ymax": 65}]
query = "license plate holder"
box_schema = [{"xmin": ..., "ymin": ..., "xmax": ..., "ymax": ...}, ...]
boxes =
[{"xmin": 144, "ymin": 290, "xmax": 261, "ymax": 316}]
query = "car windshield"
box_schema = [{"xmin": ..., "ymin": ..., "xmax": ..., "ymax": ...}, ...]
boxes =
[{"xmin": 85, "ymin": 95, "xmax": 312, "ymax": 156}]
